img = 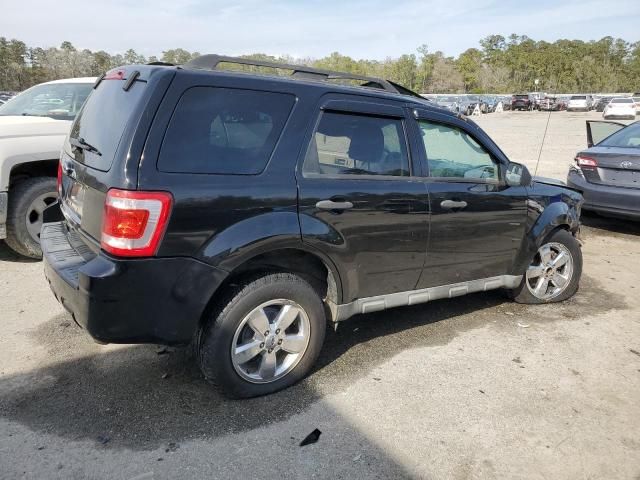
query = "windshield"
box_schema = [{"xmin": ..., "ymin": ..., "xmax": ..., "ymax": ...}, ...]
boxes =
[
  {"xmin": 599, "ymin": 122, "xmax": 640, "ymax": 148},
  {"xmin": 0, "ymin": 82, "xmax": 93, "ymax": 120}
]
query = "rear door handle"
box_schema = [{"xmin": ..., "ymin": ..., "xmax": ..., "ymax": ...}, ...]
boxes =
[
  {"xmin": 440, "ymin": 200, "xmax": 468, "ymax": 210},
  {"xmin": 316, "ymin": 200, "xmax": 354, "ymax": 210}
]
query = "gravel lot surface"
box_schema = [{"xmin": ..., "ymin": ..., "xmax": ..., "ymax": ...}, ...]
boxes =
[{"xmin": 1, "ymin": 111, "xmax": 639, "ymax": 479}]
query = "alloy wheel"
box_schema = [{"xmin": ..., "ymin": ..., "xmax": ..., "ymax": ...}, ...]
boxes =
[
  {"xmin": 231, "ymin": 299, "xmax": 311, "ymax": 384},
  {"xmin": 525, "ymin": 242, "xmax": 574, "ymax": 300}
]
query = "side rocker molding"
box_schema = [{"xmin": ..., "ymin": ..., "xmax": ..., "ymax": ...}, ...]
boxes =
[{"xmin": 333, "ymin": 275, "xmax": 522, "ymax": 322}]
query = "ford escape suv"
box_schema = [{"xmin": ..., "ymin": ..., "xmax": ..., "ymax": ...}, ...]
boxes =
[{"xmin": 42, "ymin": 56, "xmax": 584, "ymax": 398}]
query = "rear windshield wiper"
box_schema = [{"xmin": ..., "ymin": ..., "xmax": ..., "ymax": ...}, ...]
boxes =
[{"xmin": 70, "ymin": 136, "xmax": 102, "ymax": 156}]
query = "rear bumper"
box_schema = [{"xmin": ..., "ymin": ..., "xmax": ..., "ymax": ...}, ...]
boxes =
[
  {"xmin": 567, "ymin": 169, "xmax": 640, "ymax": 219},
  {"xmin": 42, "ymin": 220, "xmax": 228, "ymax": 344},
  {"xmin": 0, "ymin": 191, "xmax": 7, "ymax": 239}
]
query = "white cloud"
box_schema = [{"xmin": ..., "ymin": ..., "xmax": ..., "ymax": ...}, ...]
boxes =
[{"xmin": 1, "ymin": 0, "xmax": 638, "ymax": 59}]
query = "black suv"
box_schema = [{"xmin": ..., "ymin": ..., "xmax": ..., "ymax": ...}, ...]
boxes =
[{"xmin": 42, "ymin": 56, "xmax": 584, "ymax": 398}]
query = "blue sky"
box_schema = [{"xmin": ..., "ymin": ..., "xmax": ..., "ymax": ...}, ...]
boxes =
[{"xmin": 2, "ymin": 0, "xmax": 639, "ymax": 59}]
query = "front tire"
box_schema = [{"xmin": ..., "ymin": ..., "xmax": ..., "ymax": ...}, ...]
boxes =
[
  {"xmin": 198, "ymin": 272, "xmax": 326, "ymax": 398},
  {"xmin": 5, "ymin": 177, "xmax": 57, "ymax": 259},
  {"xmin": 509, "ymin": 229, "xmax": 582, "ymax": 304}
]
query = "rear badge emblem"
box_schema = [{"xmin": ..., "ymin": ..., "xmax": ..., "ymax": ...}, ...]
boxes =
[{"xmin": 620, "ymin": 161, "xmax": 633, "ymax": 169}]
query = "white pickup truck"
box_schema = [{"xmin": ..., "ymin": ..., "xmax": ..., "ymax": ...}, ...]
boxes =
[{"xmin": 0, "ymin": 77, "xmax": 95, "ymax": 257}]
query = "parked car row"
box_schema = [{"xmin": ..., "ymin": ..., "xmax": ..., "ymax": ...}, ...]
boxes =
[
  {"xmin": 430, "ymin": 92, "xmax": 640, "ymax": 118},
  {"xmin": 429, "ymin": 94, "xmax": 513, "ymax": 115},
  {"xmin": 0, "ymin": 91, "xmax": 18, "ymax": 103}
]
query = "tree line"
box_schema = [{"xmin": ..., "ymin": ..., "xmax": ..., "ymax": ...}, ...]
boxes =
[{"xmin": 1, "ymin": 35, "xmax": 639, "ymax": 94}]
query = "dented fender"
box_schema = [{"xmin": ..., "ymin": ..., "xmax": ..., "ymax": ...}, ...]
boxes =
[{"xmin": 510, "ymin": 183, "xmax": 583, "ymax": 275}]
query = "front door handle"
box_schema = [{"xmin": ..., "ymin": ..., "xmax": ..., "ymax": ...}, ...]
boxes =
[
  {"xmin": 316, "ymin": 199, "xmax": 354, "ymax": 210},
  {"xmin": 440, "ymin": 200, "xmax": 468, "ymax": 210}
]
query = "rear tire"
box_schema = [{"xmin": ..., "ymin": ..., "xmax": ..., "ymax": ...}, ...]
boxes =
[
  {"xmin": 509, "ymin": 229, "xmax": 582, "ymax": 304},
  {"xmin": 198, "ymin": 272, "xmax": 326, "ymax": 398},
  {"xmin": 5, "ymin": 177, "xmax": 57, "ymax": 259}
]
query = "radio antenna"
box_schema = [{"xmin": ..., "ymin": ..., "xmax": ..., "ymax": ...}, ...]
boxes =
[{"xmin": 534, "ymin": 106, "xmax": 553, "ymax": 176}]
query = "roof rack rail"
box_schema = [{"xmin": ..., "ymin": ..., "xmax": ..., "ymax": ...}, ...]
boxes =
[{"xmin": 183, "ymin": 54, "xmax": 418, "ymax": 96}]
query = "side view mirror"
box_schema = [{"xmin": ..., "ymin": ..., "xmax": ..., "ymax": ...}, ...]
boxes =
[{"xmin": 505, "ymin": 162, "xmax": 532, "ymax": 187}]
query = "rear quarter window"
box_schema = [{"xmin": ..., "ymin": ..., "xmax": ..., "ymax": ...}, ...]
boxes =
[{"xmin": 158, "ymin": 87, "xmax": 295, "ymax": 175}]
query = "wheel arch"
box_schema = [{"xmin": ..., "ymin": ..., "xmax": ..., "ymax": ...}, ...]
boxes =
[
  {"xmin": 511, "ymin": 200, "xmax": 580, "ymax": 276},
  {"xmin": 200, "ymin": 245, "xmax": 344, "ymax": 329},
  {"xmin": 8, "ymin": 159, "xmax": 59, "ymax": 188}
]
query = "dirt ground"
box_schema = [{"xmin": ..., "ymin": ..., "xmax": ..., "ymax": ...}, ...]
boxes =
[{"xmin": 1, "ymin": 111, "xmax": 639, "ymax": 480}]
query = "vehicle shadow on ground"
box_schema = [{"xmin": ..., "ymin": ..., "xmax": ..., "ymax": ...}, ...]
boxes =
[
  {"xmin": 0, "ymin": 276, "xmax": 626, "ymax": 451},
  {"xmin": 0, "ymin": 240, "xmax": 40, "ymax": 263},
  {"xmin": 580, "ymin": 212, "xmax": 640, "ymax": 237}
]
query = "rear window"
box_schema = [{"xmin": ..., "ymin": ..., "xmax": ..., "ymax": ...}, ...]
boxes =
[
  {"xmin": 158, "ymin": 87, "xmax": 295, "ymax": 175},
  {"xmin": 514, "ymin": 95, "xmax": 528, "ymax": 99},
  {"xmin": 571, "ymin": 96, "xmax": 587, "ymax": 100},
  {"xmin": 611, "ymin": 98, "xmax": 633, "ymax": 104},
  {"xmin": 68, "ymin": 79, "xmax": 147, "ymax": 171}
]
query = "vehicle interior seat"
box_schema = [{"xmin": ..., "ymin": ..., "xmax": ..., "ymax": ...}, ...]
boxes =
[{"xmin": 347, "ymin": 123, "xmax": 384, "ymax": 173}]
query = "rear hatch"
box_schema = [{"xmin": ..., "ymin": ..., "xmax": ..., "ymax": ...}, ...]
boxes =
[{"xmin": 59, "ymin": 66, "xmax": 174, "ymax": 247}]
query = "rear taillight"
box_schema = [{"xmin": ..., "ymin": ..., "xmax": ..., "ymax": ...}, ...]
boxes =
[
  {"xmin": 576, "ymin": 155, "xmax": 598, "ymax": 169},
  {"xmin": 56, "ymin": 161, "xmax": 62, "ymax": 196},
  {"xmin": 101, "ymin": 189, "xmax": 173, "ymax": 257}
]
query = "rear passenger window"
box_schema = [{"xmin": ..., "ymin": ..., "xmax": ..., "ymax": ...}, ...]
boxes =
[
  {"xmin": 158, "ymin": 87, "xmax": 295, "ymax": 174},
  {"xmin": 303, "ymin": 111, "xmax": 410, "ymax": 176}
]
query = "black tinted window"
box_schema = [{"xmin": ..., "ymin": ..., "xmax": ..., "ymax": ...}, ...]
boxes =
[
  {"xmin": 158, "ymin": 87, "xmax": 295, "ymax": 174},
  {"xmin": 303, "ymin": 111, "xmax": 409, "ymax": 177}
]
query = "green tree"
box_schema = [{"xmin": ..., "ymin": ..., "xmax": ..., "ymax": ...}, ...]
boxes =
[
  {"xmin": 456, "ymin": 48, "xmax": 482, "ymax": 92},
  {"xmin": 161, "ymin": 48, "xmax": 197, "ymax": 65}
]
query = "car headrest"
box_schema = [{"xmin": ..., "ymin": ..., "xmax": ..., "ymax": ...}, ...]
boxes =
[{"xmin": 347, "ymin": 123, "xmax": 384, "ymax": 162}]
